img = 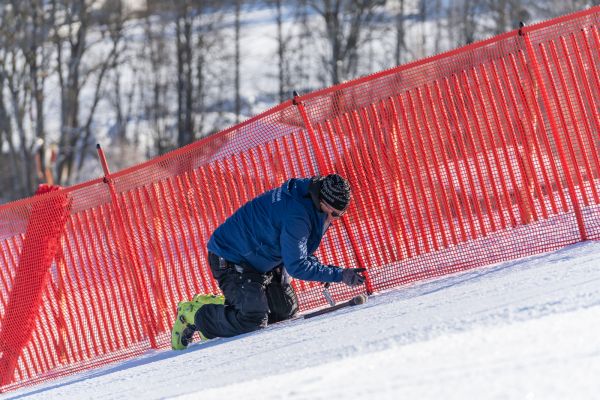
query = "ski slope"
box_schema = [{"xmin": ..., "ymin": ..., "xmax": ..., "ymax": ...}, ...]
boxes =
[{"xmin": 3, "ymin": 241, "xmax": 600, "ymax": 400}]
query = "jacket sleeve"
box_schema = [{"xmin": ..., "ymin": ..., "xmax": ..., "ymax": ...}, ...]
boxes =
[{"xmin": 279, "ymin": 213, "xmax": 344, "ymax": 283}]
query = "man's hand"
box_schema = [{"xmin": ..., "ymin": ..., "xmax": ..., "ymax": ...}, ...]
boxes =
[{"xmin": 341, "ymin": 268, "xmax": 367, "ymax": 286}]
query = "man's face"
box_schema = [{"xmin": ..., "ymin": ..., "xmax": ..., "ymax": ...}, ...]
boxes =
[{"xmin": 320, "ymin": 201, "xmax": 347, "ymax": 223}]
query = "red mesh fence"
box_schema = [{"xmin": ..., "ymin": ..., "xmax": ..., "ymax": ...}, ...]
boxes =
[{"xmin": 0, "ymin": 6, "xmax": 599, "ymax": 392}]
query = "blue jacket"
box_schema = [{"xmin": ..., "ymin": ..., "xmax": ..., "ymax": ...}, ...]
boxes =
[{"xmin": 207, "ymin": 178, "xmax": 344, "ymax": 283}]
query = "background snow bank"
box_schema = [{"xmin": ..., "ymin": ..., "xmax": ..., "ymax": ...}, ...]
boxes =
[{"xmin": 5, "ymin": 241, "xmax": 600, "ymax": 400}]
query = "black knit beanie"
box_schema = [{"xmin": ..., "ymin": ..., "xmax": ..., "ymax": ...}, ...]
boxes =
[{"xmin": 319, "ymin": 174, "xmax": 351, "ymax": 211}]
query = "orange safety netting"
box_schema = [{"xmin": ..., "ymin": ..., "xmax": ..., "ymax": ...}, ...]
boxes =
[{"xmin": 0, "ymin": 6, "xmax": 599, "ymax": 392}]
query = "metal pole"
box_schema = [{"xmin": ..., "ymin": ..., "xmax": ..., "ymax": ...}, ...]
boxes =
[{"xmin": 96, "ymin": 144, "xmax": 159, "ymax": 348}]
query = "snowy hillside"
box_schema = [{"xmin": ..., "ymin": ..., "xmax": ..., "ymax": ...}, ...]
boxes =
[{"xmin": 4, "ymin": 240, "xmax": 600, "ymax": 400}]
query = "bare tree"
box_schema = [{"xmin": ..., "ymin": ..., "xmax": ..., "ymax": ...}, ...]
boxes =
[
  {"xmin": 52, "ymin": 0, "xmax": 124, "ymax": 185},
  {"xmin": 0, "ymin": 1, "xmax": 55, "ymax": 198},
  {"xmin": 485, "ymin": 0, "xmax": 530, "ymax": 35},
  {"xmin": 0, "ymin": 6, "xmax": 24, "ymax": 199},
  {"xmin": 308, "ymin": 0, "xmax": 385, "ymax": 85},
  {"xmin": 234, "ymin": 0, "xmax": 242, "ymax": 123},
  {"xmin": 528, "ymin": 0, "xmax": 598, "ymax": 20},
  {"xmin": 272, "ymin": 0, "xmax": 310, "ymax": 103},
  {"xmin": 105, "ymin": 9, "xmax": 140, "ymax": 168},
  {"xmin": 446, "ymin": 0, "xmax": 481, "ymax": 45},
  {"xmin": 0, "ymin": 50, "xmax": 23, "ymax": 198},
  {"xmin": 274, "ymin": 0, "xmax": 286, "ymax": 103},
  {"xmin": 392, "ymin": 0, "xmax": 407, "ymax": 65},
  {"xmin": 138, "ymin": 3, "xmax": 171, "ymax": 155},
  {"xmin": 139, "ymin": 0, "xmax": 229, "ymax": 154},
  {"xmin": 291, "ymin": 0, "xmax": 312, "ymax": 92},
  {"xmin": 4, "ymin": 46, "xmax": 33, "ymax": 194},
  {"xmin": 17, "ymin": 0, "xmax": 54, "ymax": 184},
  {"xmin": 195, "ymin": 7, "xmax": 228, "ymax": 137},
  {"xmin": 175, "ymin": 0, "xmax": 195, "ymax": 146}
]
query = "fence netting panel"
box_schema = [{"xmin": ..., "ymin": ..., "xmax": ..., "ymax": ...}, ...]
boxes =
[{"xmin": 0, "ymin": 6, "xmax": 598, "ymax": 392}]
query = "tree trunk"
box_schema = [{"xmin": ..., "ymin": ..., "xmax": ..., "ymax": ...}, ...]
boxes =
[
  {"xmin": 234, "ymin": 0, "xmax": 242, "ymax": 123},
  {"xmin": 0, "ymin": 71, "xmax": 23, "ymax": 198},
  {"xmin": 176, "ymin": 3, "xmax": 194, "ymax": 148},
  {"xmin": 276, "ymin": 0, "xmax": 285, "ymax": 103},
  {"xmin": 395, "ymin": 0, "xmax": 405, "ymax": 66},
  {"xmin": 310, "ymin": 0, "xmax": 383, "ymax": 85}
]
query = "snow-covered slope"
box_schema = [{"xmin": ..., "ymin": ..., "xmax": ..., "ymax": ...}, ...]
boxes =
[{"xmin": 4, "ymin": 241, "xmax": 600, "ymax": 400}]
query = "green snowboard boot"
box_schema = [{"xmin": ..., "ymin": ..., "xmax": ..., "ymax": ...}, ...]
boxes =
[{"xmin": 171, "ymin": 294, "xmax": 225, "ymax": 350}]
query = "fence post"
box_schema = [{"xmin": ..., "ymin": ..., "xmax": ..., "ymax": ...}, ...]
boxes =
[
  {"xmin": 292, "ymin": 91, "xmax": 329, "ymax": 173},
  {"xmin": 520, "ymin": 28, "xmax": 588, "ymax": 241},
  {"xmin": 96, "ymin": 144, "xmax": 159, "ymax": 348},
  {"xmin": 292, "ymin": 92, "xmax": 375, "ymax": 295}
]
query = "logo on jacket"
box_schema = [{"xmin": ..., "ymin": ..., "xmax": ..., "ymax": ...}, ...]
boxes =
[{"xmin": 271, "ymin": 187, "xmax": 282, "ymax": 203}]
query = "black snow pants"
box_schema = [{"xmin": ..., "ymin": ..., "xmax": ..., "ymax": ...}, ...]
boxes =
[{"xmin": 195, "ymin": 252, "xmax": 299, "ymax": 339}]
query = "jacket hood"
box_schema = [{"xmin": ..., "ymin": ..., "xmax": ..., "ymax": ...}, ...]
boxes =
[
  {"xmin": 282, "ymin": 177, "xmax": 324, "ymax": 210},
  {"xmin": 281, "ymin": 178, "xmax": 312, "ymax": 200}
]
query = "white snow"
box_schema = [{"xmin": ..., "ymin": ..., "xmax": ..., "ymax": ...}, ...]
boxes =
[{"xmin": 3, "ymin": 240, "xmax": 600, "ymax": 400}]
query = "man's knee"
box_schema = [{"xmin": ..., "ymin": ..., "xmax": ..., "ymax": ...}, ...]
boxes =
[
  {"xmin": 238, "ymin": 281, "xmax": 270, "ymax": 326},
  {"xmin": 266, "ymin": 281, "xmax": 299, "ymax": 323}
]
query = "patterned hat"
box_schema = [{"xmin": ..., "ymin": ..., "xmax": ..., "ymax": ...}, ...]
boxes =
[{"xmin": 319, "ymin": 174, "xmax": 351, "ymax": 211}]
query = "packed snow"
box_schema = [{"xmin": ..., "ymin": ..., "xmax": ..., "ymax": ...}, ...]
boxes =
[{"xmin": 3, "ymin": 240, "xmax": 600, "ymax": 400}]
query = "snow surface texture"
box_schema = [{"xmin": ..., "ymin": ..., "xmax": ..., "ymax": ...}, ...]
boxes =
[{"xmin": 4, "ymin": 241, "xmax": 600, "ymax": 400}]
